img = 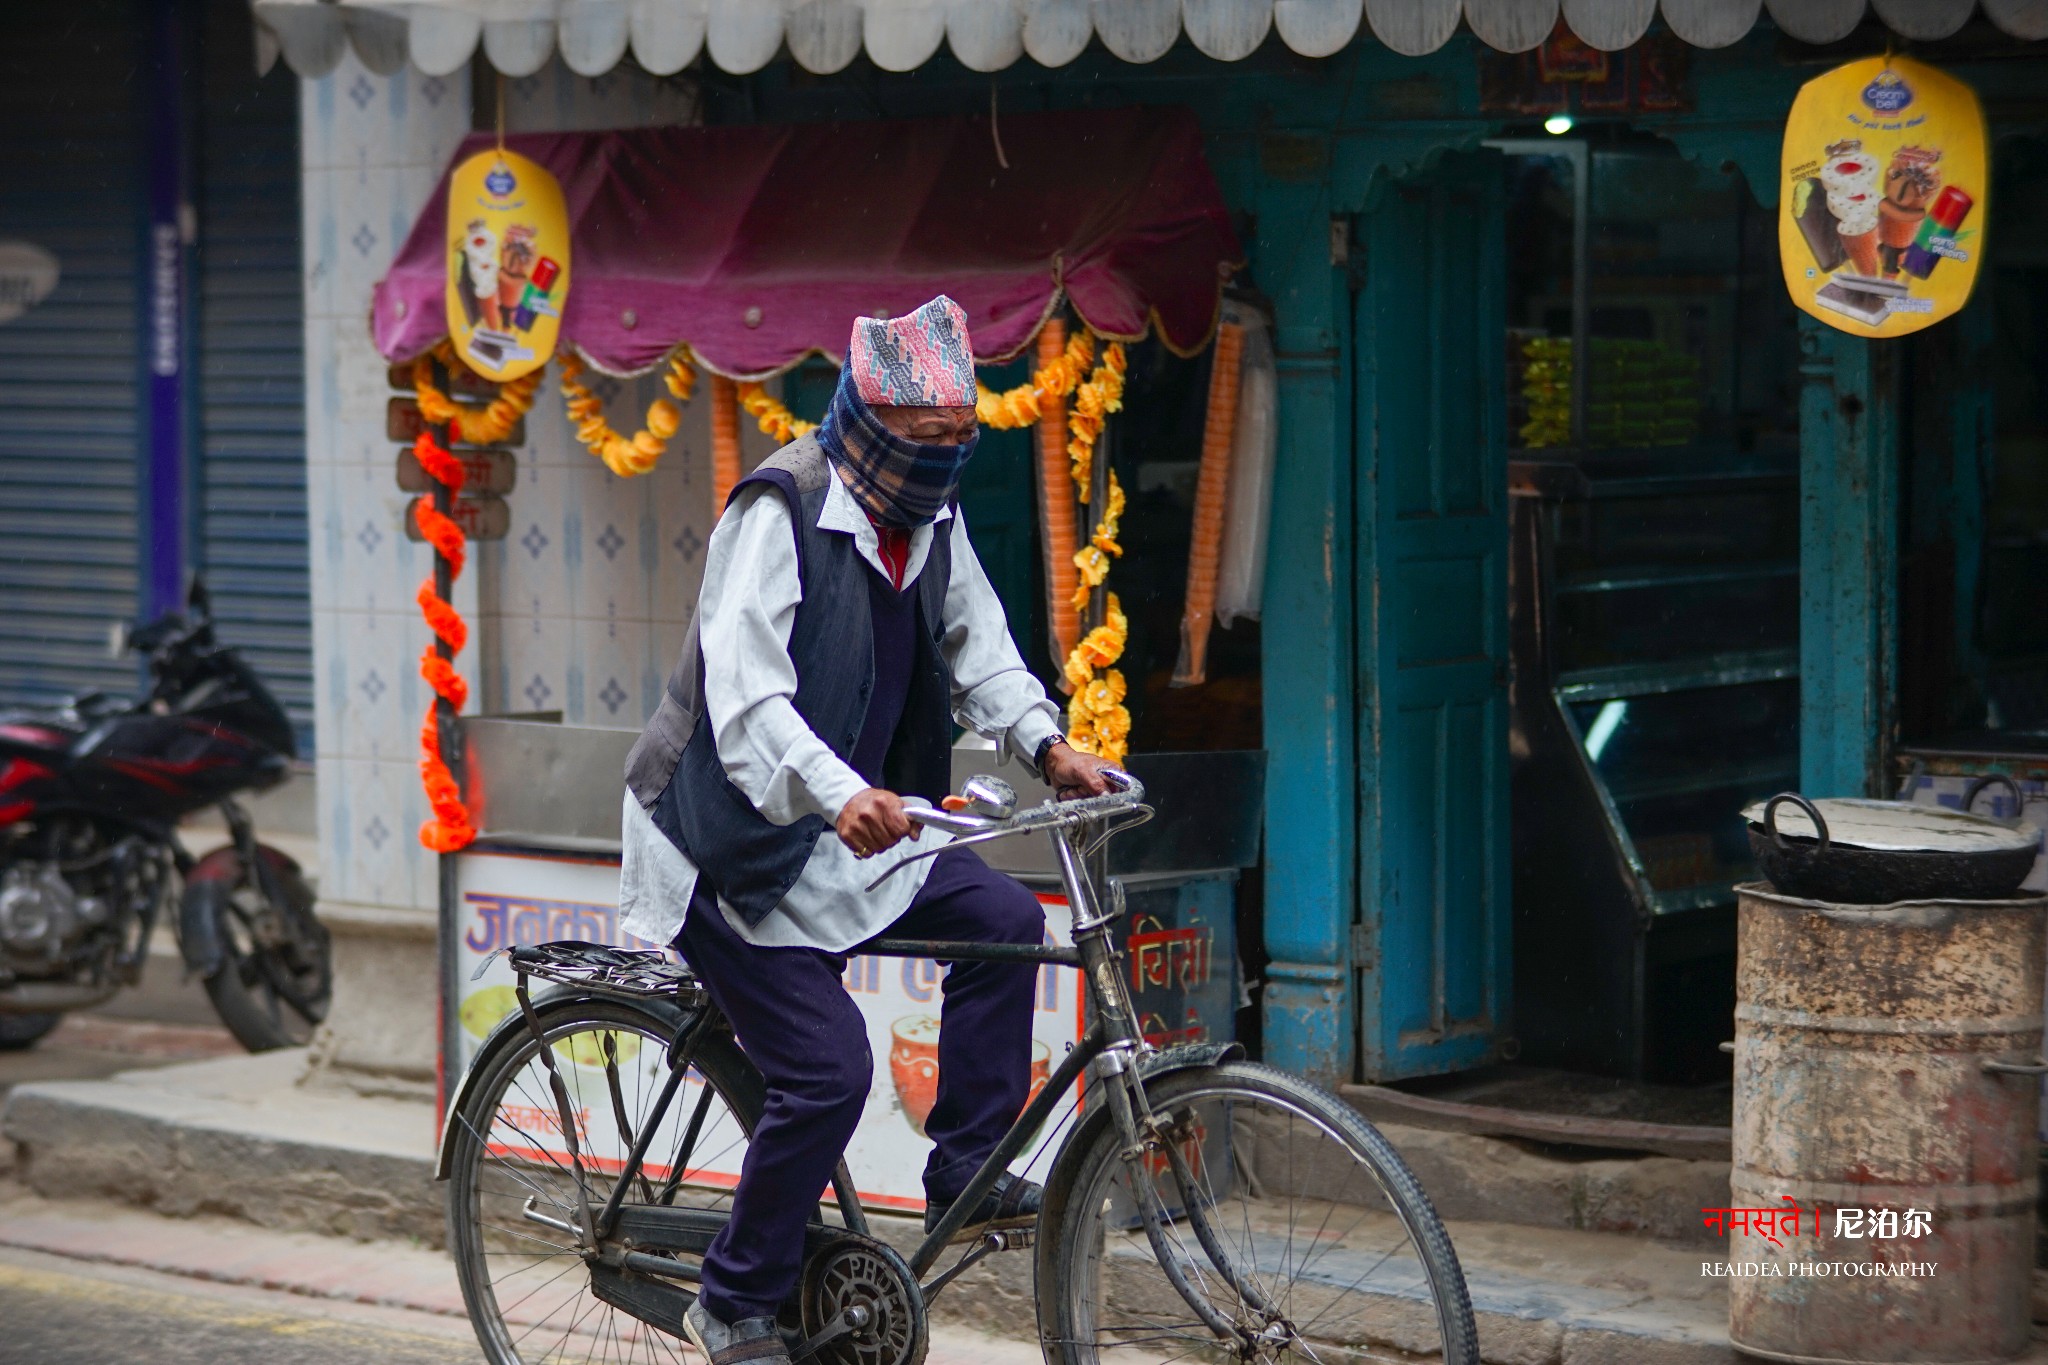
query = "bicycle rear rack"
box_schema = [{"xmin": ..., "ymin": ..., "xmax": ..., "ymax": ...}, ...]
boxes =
[{"xmin": 477, "ymin": 939, "xmax": 708, "ymax": 1005}]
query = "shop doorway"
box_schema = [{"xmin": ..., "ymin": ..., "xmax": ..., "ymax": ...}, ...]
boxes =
[
  {"xmin": 1353, "ymin": 132, "xmax": 1805, "ymax": 1088},
  {"xmin": 1493, "ymin": 132, "xmax": 1802, "ymax": 1084},
  {"xmin": 1351, "ymin": 149, "xmax": 1514, "ymax": 1081}
]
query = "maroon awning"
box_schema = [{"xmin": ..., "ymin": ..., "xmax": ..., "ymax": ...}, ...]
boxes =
[{"xmin": 371, "ymin": 106, "xmax": 1242, "ymax": 379}]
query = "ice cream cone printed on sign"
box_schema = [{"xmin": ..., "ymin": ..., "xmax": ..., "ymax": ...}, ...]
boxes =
[
  {"xmin": 1780, "ymin": 56, "xmax": 1985, "ymax": 338},
  {"xmin": 444, "ymin": 149, "xmax": 570, "ymax": 381}
]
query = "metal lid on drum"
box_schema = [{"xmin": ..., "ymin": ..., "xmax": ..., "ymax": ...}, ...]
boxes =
[{"xmin": 1741, "ymin": 796, "xmax": 2040, "ymax": 855}]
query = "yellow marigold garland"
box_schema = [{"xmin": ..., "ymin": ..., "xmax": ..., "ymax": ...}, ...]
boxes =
[
  {"xmin": 1066, "ymin": 343, "xmax": 1126, "ymax": 503},
  {"xmin": 737, "ymin": 382, "xmax": 817, "ymax": 445},
  {"xmin": 557, "ymin": 350, "xmax": 691, "ymax": 478},
  {"xmin": 1069, "ymin": 472, "xmax": 1125, "ymax": 611},
  {"xmin": 411, "ymin": 343, "xmax": 541, "ymax": 446},
  {"xmin": 1052, "ymin": 336, "xmax": 1133, "ymax": 764},
  {"xmin": 974, "ymin": 330, "xmax": 1094, "ymax": 430},
  {"xmin": 1064, "ymin": 593, "xmax": 1131, "ymax": 762},
  {"xmin": 553, "ymin": 346, "xmax": 831, "ymax": 478}
]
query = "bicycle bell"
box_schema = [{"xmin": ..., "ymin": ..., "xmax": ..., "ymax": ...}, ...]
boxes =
[{"xmin": 960, "ymin": 773, "xmax": 1017, "ymax": 820}]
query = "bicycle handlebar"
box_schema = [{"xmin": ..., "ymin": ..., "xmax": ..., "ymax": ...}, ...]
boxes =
[
  {"xmin": 868, "ymin": 769, "xmax": 1148, "ymax": 891},
  {"xmin": 904, "ymin": 768, "xmax": 1144, "ymax": 834}
]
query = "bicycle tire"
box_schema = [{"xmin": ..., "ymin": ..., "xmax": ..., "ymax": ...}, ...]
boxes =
[
  {"xmin": 445, "ymin": 996, "xmax": 763, "ymax": 1365},
  {"xmin": 1036, "ymin": 1060, "xmax": 1479, "ymax": 1365}
]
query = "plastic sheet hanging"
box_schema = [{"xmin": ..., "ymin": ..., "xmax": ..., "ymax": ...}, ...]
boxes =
[{"xmin": 1214, "ymin": 302, "xmax": 1275, "ymax": 630}]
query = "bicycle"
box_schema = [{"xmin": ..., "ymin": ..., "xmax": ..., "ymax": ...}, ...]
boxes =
[{"xmin": 438, "ymin": 771, "xmax": 1479, "ymax": 1364}]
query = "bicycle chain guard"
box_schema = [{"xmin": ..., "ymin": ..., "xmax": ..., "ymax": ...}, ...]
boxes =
[{"xmin": 799, "ymin": 1231, "xmax": 928, "ymax": 1365}]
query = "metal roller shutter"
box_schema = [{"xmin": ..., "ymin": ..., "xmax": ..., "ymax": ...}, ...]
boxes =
[
  {"xmin": 196, "ymin": 1, "xmax": 312, "ymax": 748},
  {"xmin": 0, "ymin": 3, "xmax": 146, "ymax": 711}
]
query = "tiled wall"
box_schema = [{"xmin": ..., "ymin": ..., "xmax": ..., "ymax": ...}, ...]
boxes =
[
  {"xmin": 302, "ymin": 55, "xmax": 473, "ymax": 916},
  {"xmin": 302, "ymin": 54, "xmax": 731, "ymax": 916}
]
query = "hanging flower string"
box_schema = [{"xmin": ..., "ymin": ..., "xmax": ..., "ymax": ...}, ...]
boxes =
[
  {"xmin": 412, "ymin": 343, "xmax": 540, "ymax": 446},
  {"xmin": 1065, "ymin": 343, "xmax": 1127, "ymax": 502},
  {"xmin": 411, "ymin": 429, "xmax": 476, "ymax": 852},
  {"xmin": 737, "ymin": 382, "xmax": 817, "ymax": 444},
  {"xmin": 558, "ymin": 350, "xmax": 690, "ymax": 477},
  {"xmin": 555, "ymin": 348, "xmax": 834, "ymax": 477},
  {"xmin": 975, "ymin": 330, "xmax": 1094, "ymax": 431},
  {"xmin": 1054, "ymin": 337, "xmax": 1133, "ymax": 764}
]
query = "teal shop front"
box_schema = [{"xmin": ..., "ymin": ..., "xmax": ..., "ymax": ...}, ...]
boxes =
[{"xmin": 279, "ymin": 4, "xmax": 2048, "ymax": 1093}]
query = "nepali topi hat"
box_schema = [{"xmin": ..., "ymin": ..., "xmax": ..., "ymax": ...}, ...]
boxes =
[{"xmin": 846, "ymin": 295, "xmax": 975, "ymax": 408}]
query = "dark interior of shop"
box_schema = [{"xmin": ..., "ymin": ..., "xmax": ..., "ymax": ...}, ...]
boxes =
[
  {"xmin": 1494, "ymin": 132, "xmax": 1802, "ymax": 1087},
  {"xmin": 1900, "ymin": 133, "xmax": 2048, "ymax": 751}
]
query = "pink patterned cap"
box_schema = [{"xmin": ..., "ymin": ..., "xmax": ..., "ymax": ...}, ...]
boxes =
[{"xmin": 847, "ymin": 295, "xmax": 975, "ymax": 407}]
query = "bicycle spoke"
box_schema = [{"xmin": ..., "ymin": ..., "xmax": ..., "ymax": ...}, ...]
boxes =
[
  {"xmin": 1050, "ymin": 1073, "xmax": 1474, "ymax": 1364},
  {"xmin": 453, "ymin": 1010, "xmax": 754, "ymax": 1365}
]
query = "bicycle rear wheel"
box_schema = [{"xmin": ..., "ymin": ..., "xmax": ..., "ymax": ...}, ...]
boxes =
[
  {"xmin": 1038, "ymin": 1061, "xmax": 1478, "ymax": 1365},
  {"xmin": 445, "ymin": 998, "xmax": 759, "ymax": 1365}
]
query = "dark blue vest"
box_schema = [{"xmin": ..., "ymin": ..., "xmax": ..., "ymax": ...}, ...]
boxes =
[{"xmin": 625, "ymin": 437, "xmax": 955, "ymax": 927}]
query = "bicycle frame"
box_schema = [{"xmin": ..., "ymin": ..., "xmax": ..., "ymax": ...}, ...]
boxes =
[{"xmin": 528, "ymin": 786, "xmax": 1254, "ymax": 1346}]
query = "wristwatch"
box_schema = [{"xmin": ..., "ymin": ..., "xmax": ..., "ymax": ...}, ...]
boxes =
[{"xmin": 1032, "ymin": 730, "xmax": 1068, "ymax": 779}]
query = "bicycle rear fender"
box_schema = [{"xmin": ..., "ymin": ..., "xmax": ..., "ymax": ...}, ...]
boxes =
[{"xmin": 434, "ymin": 985, "xmax": 704, "ymax": 1181}]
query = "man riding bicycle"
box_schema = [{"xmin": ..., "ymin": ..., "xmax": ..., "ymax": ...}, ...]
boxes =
[{"xmin": 619, "ymin": 295, "xmax": 1117, "ymax": 1364}]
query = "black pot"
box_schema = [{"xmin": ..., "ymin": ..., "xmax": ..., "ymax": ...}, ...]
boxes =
[{"xmin": 1745, "ymin": 785, "xmax": 2041, "ymax": 905}]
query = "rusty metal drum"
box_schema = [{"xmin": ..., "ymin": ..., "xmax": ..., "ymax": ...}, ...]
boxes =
[{"xmin": 1728, "ymin": 882, "xmax": 2048, "ymax": 1363}]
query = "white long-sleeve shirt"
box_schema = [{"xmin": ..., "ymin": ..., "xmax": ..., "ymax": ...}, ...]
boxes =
[{"xmin": 618, "ymin": 468, "xmax": 1062, "ymax": 951}]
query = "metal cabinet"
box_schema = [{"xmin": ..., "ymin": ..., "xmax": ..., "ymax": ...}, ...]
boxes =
[{"xmin": 1508, "ymin": 457, "xmax": 1799, "ymax": 1081}]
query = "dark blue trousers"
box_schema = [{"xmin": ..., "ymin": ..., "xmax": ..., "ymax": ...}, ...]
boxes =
[{"xmin": 676, "ymin": 846, "xmax": 1042, "ymax": 1323}]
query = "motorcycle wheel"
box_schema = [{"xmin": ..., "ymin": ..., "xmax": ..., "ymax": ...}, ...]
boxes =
[
  {"xmin": 0, "ymin": 1013, "xmax": 60, "ymax": 1051},
  {"xmin": 185, "ymin": 845, "xmax": 332, "ymax": 1052}
]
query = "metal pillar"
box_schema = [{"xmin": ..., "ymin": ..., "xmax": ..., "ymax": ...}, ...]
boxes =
[
  {"xmin": 1798, "ymin": 321, "xmax": 1900, "ymax": 799},
  {"xmin": 140, "ymin": 0, "xmax": 196, "ymax": 618}
]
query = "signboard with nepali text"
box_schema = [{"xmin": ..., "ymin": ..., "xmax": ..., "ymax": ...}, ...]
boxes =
[{"xmin": 1779, "ymin": 55, "xmax": 1986, "ymax": 337}]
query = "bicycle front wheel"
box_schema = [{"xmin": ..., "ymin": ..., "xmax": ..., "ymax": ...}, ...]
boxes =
[
  {"xmin": 445, "ymin": 998, "xmax": 759, "ymax": 1365},
  {"xmin": 1038, "ymin": 1061, "xmax": 1478, "ymax": 1365}
]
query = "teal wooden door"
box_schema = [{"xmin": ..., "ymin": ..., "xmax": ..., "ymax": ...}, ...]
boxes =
[{"xmin": 1354, "ymin": 152, "xmax": 1512, "ymax": 1080}]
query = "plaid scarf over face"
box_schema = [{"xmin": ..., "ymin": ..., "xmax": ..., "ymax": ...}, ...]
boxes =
[{"xmin": 817, "ymin": 364, "xmax": 978, "ymax": 528}]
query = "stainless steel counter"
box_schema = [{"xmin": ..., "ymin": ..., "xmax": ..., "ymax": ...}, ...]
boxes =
[{"xmin": 460, "ymin": 716, "xmax": 637, "ymax": 854}]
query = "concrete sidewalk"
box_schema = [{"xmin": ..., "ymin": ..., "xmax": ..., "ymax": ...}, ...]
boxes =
[
  {"xmin": 0, "ymin": 1193, "xmax": 1046, "ymax": 1365},
  {"xmin": 6, "ymin": 1051, "xmax": 2045, "ymax": 1365}
]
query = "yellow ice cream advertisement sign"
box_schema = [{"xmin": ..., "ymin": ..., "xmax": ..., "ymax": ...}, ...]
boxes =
[
  {"xmin": 1780, "ymin": 56, "xmax": 1985, "ymax": 338},
  {"xmin": 444, "ymin": 149, "xmax": 570, "ymax": 381}
]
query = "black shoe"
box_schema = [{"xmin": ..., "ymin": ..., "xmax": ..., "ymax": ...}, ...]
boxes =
[{"xmin": 924, "ymin": 1172, "xmax": 1042, "ymax": 1239}]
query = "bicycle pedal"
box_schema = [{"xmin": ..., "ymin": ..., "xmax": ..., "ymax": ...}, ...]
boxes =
[{"xmin": 987, "ymin": 1226, "xmax": 1035, "ymax": 1252}]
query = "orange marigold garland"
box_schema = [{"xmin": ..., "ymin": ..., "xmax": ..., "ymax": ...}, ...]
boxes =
[{"xmin": 413, "ymin": 423, "xmax": 475, "ymax": 852}]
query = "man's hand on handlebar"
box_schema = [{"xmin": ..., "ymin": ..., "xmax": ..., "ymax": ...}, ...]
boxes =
[
  {"xmin": 1042, "ymin": 742, "xmax": 1120, "ymax": 801},
  {"xmin": 837, "ymin": 787, "xmax": 917, "ymax": 859}
]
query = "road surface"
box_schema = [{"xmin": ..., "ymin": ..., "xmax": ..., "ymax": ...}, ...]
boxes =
[{"xmin": 0, "ymin": 1243, "xmax": 486, "ymax": 1365}]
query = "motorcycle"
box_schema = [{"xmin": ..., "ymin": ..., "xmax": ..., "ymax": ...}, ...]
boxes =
[{"xmin": 0, "ymin": 578, "xmax": 331, "ymax": 1053}]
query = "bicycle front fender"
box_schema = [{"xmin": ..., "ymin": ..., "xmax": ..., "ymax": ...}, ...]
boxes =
[
  {"xmin": 434, "ymin": 985, "xmax": 705, "ymax": 1181},
  {"xmin": 1040, "ymin": 1041, "xmax": 1245, "ymax": 1205},
  {"xmin": 1137, "ymin": 1041, "xmax": 1244, "ymax": 1081}
]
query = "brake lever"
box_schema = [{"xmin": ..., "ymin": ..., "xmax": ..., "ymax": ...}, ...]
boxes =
[{"xmin": 863, "ymin": 828, "xmax": 1014, "ymax": 891}]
